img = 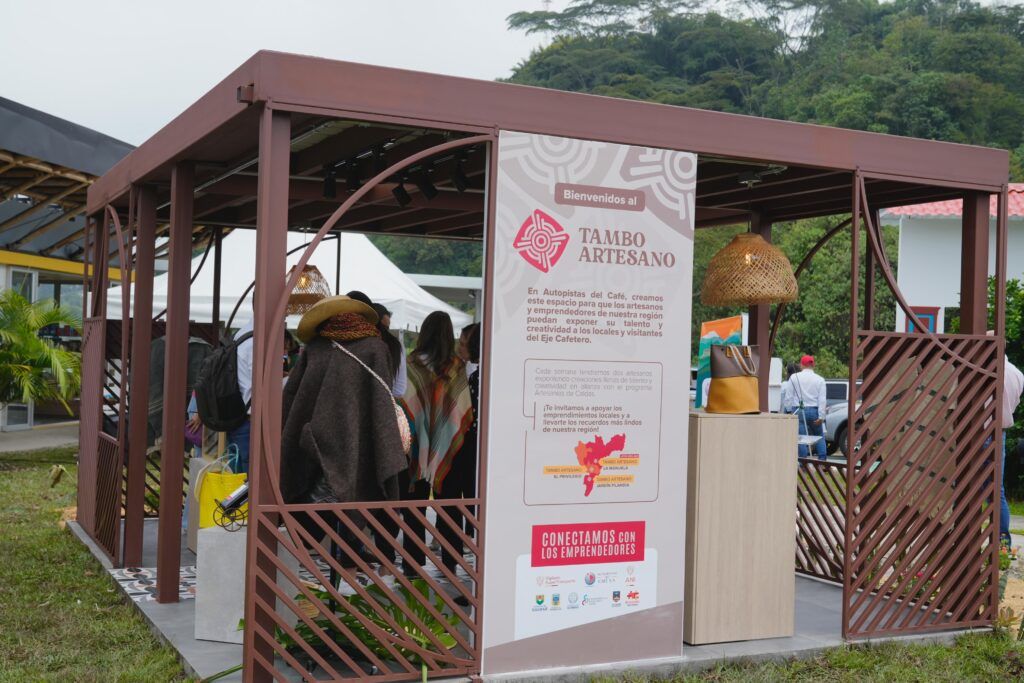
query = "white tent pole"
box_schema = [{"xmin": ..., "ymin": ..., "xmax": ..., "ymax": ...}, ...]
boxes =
[{"xmin": 335, "ymin": 231, "xmax": 341, "ymax": 295}]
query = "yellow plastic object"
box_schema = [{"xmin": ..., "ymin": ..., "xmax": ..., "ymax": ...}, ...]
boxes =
[{"xmin": 198, "ymin": 470, "xmax": 248, "ymax": 529}]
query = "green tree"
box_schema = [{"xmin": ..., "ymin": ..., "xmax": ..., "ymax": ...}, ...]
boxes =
[
  {"xmin": 0, "ymin": 290, "xmax": 81, "ymax": 412},
  {"xmin": 368, "ymin": 236, "xmax": 482, "ymax": 277},
  {"xmin": 506, "ymin": 0, "xmax": 1020, "ymax": 373}
]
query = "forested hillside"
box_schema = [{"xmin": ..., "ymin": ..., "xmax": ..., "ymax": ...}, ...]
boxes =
[
  {"xmin": 373, "ymin": 0, "xmax": 1023, "ymax": 376},
  {"xmin": 508, "ymin": 0, "xmax": 1024, "ymax": 172},
  {"xmin": 503, "ymin": 0, "xmax": 1022, "ymax": 374}
]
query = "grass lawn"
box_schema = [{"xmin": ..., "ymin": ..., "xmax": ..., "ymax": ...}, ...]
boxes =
[
  {"xmin": 0, "ymin": 446, "xmax": 187, "ymax": 683},
  {"xmin": 1010, "ymin": 499, "xmax": 1024, "ymax": 518},
  {"xmin": 2, "ymin": 446, "xmax": 1024, "ymax": 682}
]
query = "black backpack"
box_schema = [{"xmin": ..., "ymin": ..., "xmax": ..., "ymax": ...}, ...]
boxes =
[{"xmin": 194, "ymin": 331, "xmax": 253, "ymax": 432}]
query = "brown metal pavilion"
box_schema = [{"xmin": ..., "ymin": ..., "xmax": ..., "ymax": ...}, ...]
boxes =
[{"xmin": 78, "ymin": 51, "xmax": 1009, "ymax": 681}]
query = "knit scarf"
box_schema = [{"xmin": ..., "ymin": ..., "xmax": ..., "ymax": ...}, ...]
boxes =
[{"xmin": 317, "ymin": 313, "xmax": 380, "ymax": 342}]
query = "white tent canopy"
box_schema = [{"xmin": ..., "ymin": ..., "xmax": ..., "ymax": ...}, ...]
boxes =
[{"xmin": 107, "ymin": 231, "xmax": 472, "ymax": 332}]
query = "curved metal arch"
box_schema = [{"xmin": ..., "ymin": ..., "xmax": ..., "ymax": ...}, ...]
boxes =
[
  {"xmin": 767, "ymin": 217, "xmax": 852, "ymax": 355},
  {"xmin": 856, "ymin": 174, "xmax": 995, "ymax": 376},
  {"xmin": 248, "ymin": 132, "xmax": 495, "ymax": 661}
]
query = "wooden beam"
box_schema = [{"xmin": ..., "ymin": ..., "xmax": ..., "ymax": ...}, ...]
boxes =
[
  {"xmin": 747, "ymin": 215, "xmax": 773, "ymax": 413},
  {"xmin": 0, "ymin": 181, "xmax": 89, "ymax": 232},
  {"xmin": 123, "ymin": 186, "xmax": 156, "ymax": 566},
  {"xmin": 8, "ymin": 202, "xmax": 86, "ymax": 249},
  {"xmin": 0, "ymin": 150, "xmax": 91, "ymax": 183},
  {"xmin": 0, "ymin": 171, "xmax": 53, "ymax": 202},
  {"xmin": 960, "ymin": 191, "xmax": 990, "ymax": 334},
  {"xmin": 156, "ymin": 162, "xmax": 194, "ymax": 604}
]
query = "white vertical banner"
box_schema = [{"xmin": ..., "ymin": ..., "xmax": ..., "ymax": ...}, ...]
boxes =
[{"xmin": 481, "ymin": 131, "xmax": 696, "ymax": 675}]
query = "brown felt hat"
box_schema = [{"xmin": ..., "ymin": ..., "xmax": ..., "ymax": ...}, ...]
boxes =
[{"xmin": 296, "ymin": 295, "xmax": 378, "ymax": 343}]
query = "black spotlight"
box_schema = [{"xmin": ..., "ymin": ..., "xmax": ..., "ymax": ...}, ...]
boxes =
[
  {"xmin": 346, "ymin": 162, "xmax": 362, "ymax": 192},
  {"xmin": 322, "ymin": 165, "xmax": 337, "ymax": 199},
  {"xmin": 452, "ymin": 161, "xmax": 469, "ymax": 193},
  {"xmin": 392, "ymin": 182, "xmax": 412, "ymax": 207},
  {"xmin": 414, "ymin": 169, "xmax": 438, "ymax": 200}
]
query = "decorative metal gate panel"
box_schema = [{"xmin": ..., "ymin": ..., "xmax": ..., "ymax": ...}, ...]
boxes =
[
  {"xmin": 95, "ymin": 433, "xmax": 123, "ymax": 560},
  {"xmin": 248, "ymin": 501, "xmax": 481, "ymax": 681},
  {"xmin": 76, "ymin": 316, "xmax": 107, "ymax": 543},
  {"xmin": 843, "ymin": 174, "xmax": 1005, "ymax": 638},
  {"xmin": 844, "ymin": 333, "xmax": 999, "ymax": 637}
]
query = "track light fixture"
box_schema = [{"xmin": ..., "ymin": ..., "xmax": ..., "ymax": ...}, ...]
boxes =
[
  {"xmin": 452, "ymin": 161, "xmax": 469, "ymax": 193},
  {"xmin": 392, "ymin": 181, "xmax": 412, "ymax": 207},
  {"xmin": 322, "ymin": 164, "xmax": 337, "ymax": 199},
  {"xmin": 415, "ymin": 165, "xmax": 438, "ymax": 200},
  {"xmin": 346, "ymin": 161, "xmax": 362, "ymax": 192}
]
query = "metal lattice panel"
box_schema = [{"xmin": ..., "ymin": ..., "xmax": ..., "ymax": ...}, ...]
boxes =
[
  {"xmin": 796, "ymin": 459, "xmax": 847, "ymax": 583},
  {"xmin": 248, "ymin": 500, "xmax": 481, "ymax": 681},
  {"xmin": 844, "ymin": 333, "xmax": 1000, "ymax": 638}
]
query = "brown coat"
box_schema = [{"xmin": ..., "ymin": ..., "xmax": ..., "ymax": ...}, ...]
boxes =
[{"xmin": 280, "ymin": 336, "xmax": 407, "ymax": 504}]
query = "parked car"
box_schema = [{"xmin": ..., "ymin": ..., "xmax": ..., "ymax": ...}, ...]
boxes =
[
  {"xmin": 824, "ymin": 379, "xmax": 861, "ymax": 409},
  {"xmin": 824, "ymin": 399, "xmax": 863, "ymax": 456}
]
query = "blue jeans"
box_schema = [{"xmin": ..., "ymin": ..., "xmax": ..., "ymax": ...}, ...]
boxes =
[
  {"xmin": 228, "ymin": 418, "xmax": 251, "ymax": 475},
  {"xmin": 798, "ymin": 407, "xmax": 827, "ymax": 460},
  {"xmin": 1001, "ymin": 432, "xmax": 1010, "ymax": 547}
]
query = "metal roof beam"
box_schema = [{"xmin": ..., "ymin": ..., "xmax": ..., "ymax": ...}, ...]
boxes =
[
  {"xmin": 7, "ymin": 202, "xmax": 86, "ymax": 249},
  {"xmin": 0, "ymin": 181, "xmax": 89, "ymax": 232},
  {"xmin": 0, "ymin": 171, "xmax": 53, "ymax": 202}
]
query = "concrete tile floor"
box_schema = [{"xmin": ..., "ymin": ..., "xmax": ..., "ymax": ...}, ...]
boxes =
[{"xmin": 73, "ymin": 519, "xmax": 977, "ymax": 683}]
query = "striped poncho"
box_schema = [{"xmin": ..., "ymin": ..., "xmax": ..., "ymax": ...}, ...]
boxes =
[{"xmin": 400, "ymin": 354, "xmax": 472, "ymax": 491}]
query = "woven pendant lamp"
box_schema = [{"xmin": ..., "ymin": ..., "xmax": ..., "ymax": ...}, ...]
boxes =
[
  {"xmin": 701, "ymin": 233, "xmax": 798, "ymax": 306},
  {"xmin": 286, "ymin": 264, "xmax": 332, "ymax": 315}
]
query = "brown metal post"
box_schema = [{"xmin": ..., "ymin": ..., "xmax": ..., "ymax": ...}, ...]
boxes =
[
  {"xmin": 243, "ymin": 107, "xmax": 290, "ymax": 682},
  {"xmin": 842, "ymin": 170, "xmax": 862, "ymax": 640},
  {"xmin": 747, "ymin": 215, "xmax": 772, "ymax": 412},
  {"xmin": 124, "ymin": 186, "xmax": 157, "ymax": 567},
  {"xmin": 212, "ymin": 226, "xmax": 223, "ymax": 337},
  {"xmin": 335, "ymin": 228, "xmax": 342, "ymax": 295},
  {"xmin": 996, "ymin": 187, "xmax": 1009, "ymax": 339},
  {"xmin": 157, "ymin": 163, "xmax": 194, "ymax": 603},
  {"xmin": 960, "ymin": 191, "xmax": 990, "ymax": 334},
  {"xmin": 863, "ymin": 210, "xmax": 878, "ymax": 330}
]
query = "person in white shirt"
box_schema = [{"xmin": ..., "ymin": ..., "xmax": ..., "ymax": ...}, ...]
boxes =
[
  {"xmin": 790, "ymin": 354, "xmax": 828, "ymax": 460},
  {"xmin": 1000, "ymin": 353, "xmax": 1024, "ymax": 547},
  {"xmin": 229, "ymin": 320, "xmax": 254, "ymax": 473},
  {"xmin": 780, "ymin": 362, "xmax": 801, "ymax": 414}
]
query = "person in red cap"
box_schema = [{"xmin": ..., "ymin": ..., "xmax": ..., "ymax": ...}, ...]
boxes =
[{"xmin": 790, "ymin": 354, "xmax": 828, "ymax": 459}]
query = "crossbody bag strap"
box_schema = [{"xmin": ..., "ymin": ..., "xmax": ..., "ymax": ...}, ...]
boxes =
[
  {"xmin": 792, "ymin": 374, "xmax": 806, "ymax": 407},
  {"xmin": 332, "ymin": 341, "xmax": 394, "ymax": 398}
]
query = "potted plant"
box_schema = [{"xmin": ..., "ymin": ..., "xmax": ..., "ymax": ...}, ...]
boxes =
[{"xmin": 0, "ymin": 290, "xmax": 81, "ymax": 417}]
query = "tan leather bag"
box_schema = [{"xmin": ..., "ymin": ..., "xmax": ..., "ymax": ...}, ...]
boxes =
[{"xmin": 706, "ymin": 344, "xmax": 760, "ymax": 414}]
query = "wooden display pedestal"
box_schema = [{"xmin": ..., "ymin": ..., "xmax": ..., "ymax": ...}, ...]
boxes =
[{"xmin": 684, "ymin": 410, "xmax": 798, "ymax": 645}]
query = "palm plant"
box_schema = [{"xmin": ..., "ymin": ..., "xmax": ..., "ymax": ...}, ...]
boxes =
[{"xmin": 0, "ymin": 289, "xmax": 82, "ymax": 413}]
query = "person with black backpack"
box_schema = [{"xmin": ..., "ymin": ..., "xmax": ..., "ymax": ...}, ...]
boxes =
[{"xmin": 194, "ymin": 320, "xmax": 254, "ymax": 473}]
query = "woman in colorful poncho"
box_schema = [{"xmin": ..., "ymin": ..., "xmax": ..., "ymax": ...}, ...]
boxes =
[{"xmin": 400, "ymin": 311, "xmax": 473, "ymax": 576}]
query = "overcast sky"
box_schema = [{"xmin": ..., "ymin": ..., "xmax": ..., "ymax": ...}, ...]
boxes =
[{"xmin": 1, "ymin": 0, "xmax": 561, "ymax": 146}]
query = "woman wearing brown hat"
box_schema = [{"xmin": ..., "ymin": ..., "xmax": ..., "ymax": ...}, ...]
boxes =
[{"xmin": 280, "ymin": 296, "xmax": 409, "ymax": 540}]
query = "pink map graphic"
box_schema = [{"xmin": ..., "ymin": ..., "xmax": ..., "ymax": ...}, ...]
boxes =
[{"xmin": 574, "ymin": 434, "xmax": 627, "ymax": 496}]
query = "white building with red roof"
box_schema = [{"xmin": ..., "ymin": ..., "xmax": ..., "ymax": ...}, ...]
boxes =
[{"xmin": 882, "ymin": 185, "xmax": 1024, "ymax": 332}]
